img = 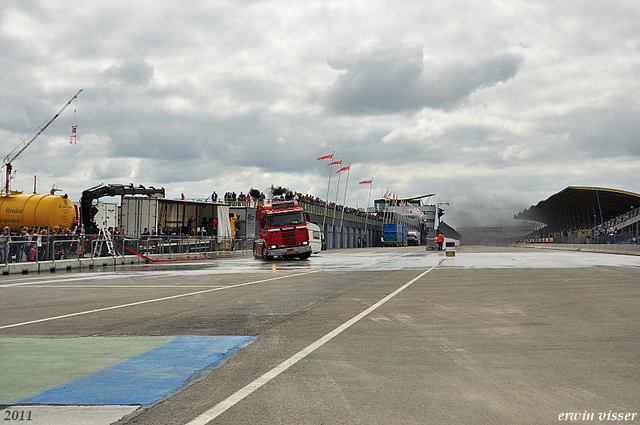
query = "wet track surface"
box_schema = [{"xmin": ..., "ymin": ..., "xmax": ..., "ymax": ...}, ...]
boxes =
[
  {"xmin": 65, "ymin": 244, "xmax": 640, "ymax": 276},
  {"xmin": 1, "ymin": 246, "xmax": 639, "ymax": 424}
]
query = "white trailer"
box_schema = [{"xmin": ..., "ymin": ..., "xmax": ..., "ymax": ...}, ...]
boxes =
[
  {"xmin": 121, "ymin": 196, "xmax": 158, "ymax": 237},
  {"xmin": 307, "ymin": 222, "xmax": 322, "ymax": 254},
  {"xmin": 94, "ymin": 201, "xmax": 119, "ymax": 231}
]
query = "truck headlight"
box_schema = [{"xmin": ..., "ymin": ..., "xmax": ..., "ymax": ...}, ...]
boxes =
[
  {"xmin": 269, "ymin": 245, "xmax": 277, "ymax": 249},
  {"xmin": 301, "ymin": 241, "xmax": 308, "ymax": 245}
]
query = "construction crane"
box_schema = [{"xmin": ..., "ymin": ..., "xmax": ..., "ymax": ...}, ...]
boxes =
[
  {"xmin": 50, "ymin": 184, "xmax": 63, "ymax": 195},
  {"xmin": 2, "ymin": 89, "xmax": 83, "ymax": 195}
]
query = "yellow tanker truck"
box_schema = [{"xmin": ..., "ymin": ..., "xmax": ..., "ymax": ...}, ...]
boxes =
[{"xmin": 0, "ymin": 193, "xmax": 76, "ymax": 232}]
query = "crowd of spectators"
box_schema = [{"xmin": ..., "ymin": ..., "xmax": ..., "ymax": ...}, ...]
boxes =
[
  {"xmin": 295, "ymin": 192, "xmax": 382, "ymax": 222},
  {"xmin": 531, "ymin": 206, "xmax": 640, "ymax": 239},
  {"xmin": 220, "ymin": 192, "xmax": 252, "ymax": 202},
  {"xmin": 207, "ymin": 189, "xmax": 383, "ymax": 222},
  {"xmin": 0, "ymin": 225, "xmax": 76, "ymax": 264}
]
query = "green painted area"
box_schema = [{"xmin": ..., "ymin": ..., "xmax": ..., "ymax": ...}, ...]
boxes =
[{"xmin": 0, "ymin": 335, "xmax": 175, "ymax": 404}]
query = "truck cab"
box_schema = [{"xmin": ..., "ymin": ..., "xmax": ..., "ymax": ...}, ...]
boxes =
[{"xmin": 253, "ymin": 201, "xmax": 312, "ymax": 260}]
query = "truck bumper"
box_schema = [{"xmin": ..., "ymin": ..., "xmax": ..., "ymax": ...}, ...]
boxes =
[{"xmin": 268, "ymin": 245, "xmax": 312, "ymax": 257}]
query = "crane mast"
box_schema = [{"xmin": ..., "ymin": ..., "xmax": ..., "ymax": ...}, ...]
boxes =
[{"xmin": 2, "ymin": 89, "xmax": 83, "ymax": 195}]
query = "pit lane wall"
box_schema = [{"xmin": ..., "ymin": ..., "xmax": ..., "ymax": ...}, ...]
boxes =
[{"xmin": 0, "ymin": 248, "xmax": 253, "ymax": 275}]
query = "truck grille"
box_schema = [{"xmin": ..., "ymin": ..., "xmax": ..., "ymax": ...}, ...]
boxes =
[{"xmin": 282, "ymin": 230, "xmax": 296, "ymax": 246}]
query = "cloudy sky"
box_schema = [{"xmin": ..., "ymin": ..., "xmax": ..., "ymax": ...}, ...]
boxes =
[{"xmin": 1, "ymin": 0, "xmax": 639, "ymax": 228}]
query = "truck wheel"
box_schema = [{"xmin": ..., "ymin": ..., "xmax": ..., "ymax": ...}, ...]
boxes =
[{"xmin": 298, "ymin": 252, "xmax": 311, "ymax": 260}]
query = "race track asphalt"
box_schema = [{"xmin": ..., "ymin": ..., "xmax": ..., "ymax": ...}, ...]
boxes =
[{"xmin": 1, "ymin": 245, "xmax": 639, "ymax": 424}]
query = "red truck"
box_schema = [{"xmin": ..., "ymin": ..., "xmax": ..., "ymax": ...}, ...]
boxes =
[{"xmin": 253, "ymin": 200, "xmax": 312, "ymax": 260}]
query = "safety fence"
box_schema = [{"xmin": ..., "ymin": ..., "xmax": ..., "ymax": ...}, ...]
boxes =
[
  {"xmin": 1, "ymin": 234, "xmax": 253, "ymax": 266},
  {"xmin": 298, "ymin": 201, "xmax": 383, "ymax": 226},
  {"xmin": 593, "ymin": 206, "xmax": 640, "ymax": 235},
  {"xmin": 526, "ymin": 235, "xmax": 639, "ymax": 245},
  {"xmin": 224, "ymin": 199, "xmax": 384, "ymax": 227}
]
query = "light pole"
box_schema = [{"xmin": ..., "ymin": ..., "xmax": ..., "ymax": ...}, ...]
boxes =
[{"xmin": 436, "ymin": 202, "xmax": 449, "ymax": 233}]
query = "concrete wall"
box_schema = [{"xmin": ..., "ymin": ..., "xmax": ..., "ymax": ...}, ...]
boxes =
[{"xmin": 1, "ymin": 250, "xmax": 252, "ymax": 275}]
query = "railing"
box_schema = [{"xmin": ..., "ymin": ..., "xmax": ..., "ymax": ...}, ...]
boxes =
[
  {"xmin": 527, "ymin": 234, "xmax": 639, "ymax": 245},
  {"xmin": 298, "ymin": 201, "xmax": 383, "ymax": 227},
  {"xmin": 593, "ymin": 206, "xmax": 640, "ymax": 234},
  {"xmin": 1, "ymin": 234, "xmax": 252, "ymax": 265},
  {"xmin": 222, "ymin": 198, "xmax": 383, "ymax": 227}
]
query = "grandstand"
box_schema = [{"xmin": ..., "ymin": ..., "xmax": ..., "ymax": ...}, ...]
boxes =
[{"xmin": 514, "ymin": 186, "xmax": 640, "ymax": 244}]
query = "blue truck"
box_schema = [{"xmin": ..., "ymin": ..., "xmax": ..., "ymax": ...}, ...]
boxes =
[{"xmin": 383, "ymin": 223, "xmax": 408, "ymax": 247}]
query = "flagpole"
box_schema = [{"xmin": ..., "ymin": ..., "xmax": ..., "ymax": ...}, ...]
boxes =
[
  {"xmin": 382, "ymin": 190, "xmax": 386, "ymax": 224},
  {"xmin": 363, "ymin": 177, "xmax": 373, "ymax": 246},
  {"xmin": 331, "ymin": 160, "xmax": 343, "ymax": 248},
  {"xmin": 388, "ymin": 190, "xmax": 392, "ymax": 224},
  {"xmin": 339, "ymin": 163, "xmax": 351, "ymax": 242},
  {"xmin": 322, "ymin": 150, "xmax": 335, "ymax": 239}
]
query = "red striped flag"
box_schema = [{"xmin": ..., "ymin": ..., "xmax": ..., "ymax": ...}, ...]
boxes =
[
  {"xmin": 317, "ymin": 153, "xmax": 333, "ymax": 161},
  {"xmin": 327, "ymin": 159, "xmax": 342, "ymax": 167},
  {"xmin": 359, "ymin": 179, "xmax": 372, "ymax": 184},
  {"xmin": 336, "ymin": 165, "xmax": 350, "ymax": 173},
  {"xmin": 70, "ymin": 125, "xmax": 77, "ymax": 144}
]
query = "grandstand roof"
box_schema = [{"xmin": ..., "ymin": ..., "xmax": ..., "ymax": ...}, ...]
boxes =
[
  {"xmin": 514, "ymin": 186, "xmax": 640, "ymax": 227},
  {"xmin": 400, "ymin": 193, "xmax": 436, "ymax": 202},
  {"xmin": 376, "ymin": 193, "xmax": 436, "ymax": 202}
]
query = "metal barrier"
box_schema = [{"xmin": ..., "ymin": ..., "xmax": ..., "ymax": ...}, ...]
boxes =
[
  {"xmin": 51, "ymin": 239, "xmax": 82, "ymax": 266},
  {"xmin": 528, "ymin": 234, "xmax": 638, "ymax": 245},
  {"xmin": 3, "ymin": 240, "xmax": 37, "ymax": 265},
  {"xmin": 0, "ymin": 233, "xmax": 253, "ymax": 266},
  {"xmin": 299, "ymin": 200, "xmax": 382, "ymax": 227},
  {"xmin": 3, "ymin": 238, "xmax": 67, "ymax": 265}
]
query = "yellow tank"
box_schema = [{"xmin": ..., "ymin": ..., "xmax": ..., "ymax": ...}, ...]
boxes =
[{"xmin": 0, "ymin": 194, "xmax": 76, "ymax": 232}]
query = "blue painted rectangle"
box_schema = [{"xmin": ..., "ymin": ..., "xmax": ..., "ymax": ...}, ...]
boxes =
[{"xmin": 15, "ymin": 335, "xmax": 255, "ymax": 405}]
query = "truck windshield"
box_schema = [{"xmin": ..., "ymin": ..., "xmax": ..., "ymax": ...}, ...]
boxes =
[{"xmin": 267, "ymin": 211, "xmax": 305, "ymax": 227}]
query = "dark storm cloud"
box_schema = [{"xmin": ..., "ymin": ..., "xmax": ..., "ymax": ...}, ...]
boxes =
[{"xmin": 324, "ymin": 46, "xmax": 522, "ymax": 114}]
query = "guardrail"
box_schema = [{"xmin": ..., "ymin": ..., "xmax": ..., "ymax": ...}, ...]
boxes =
[
  {"xmin": 526, "ymin": 235, "xmax": 639, "ymax": 245},
  {"xmin": 1, "ymin": 234, "xmax": 252, "ymax": 266},
  {"xmin": 223, "ymin": 198, "xmax": 383, "ymax": 227}
]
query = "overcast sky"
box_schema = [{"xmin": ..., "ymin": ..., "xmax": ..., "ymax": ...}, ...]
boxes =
[{"xmin": 1, "ymin": 0, "xmax": 639, "ymax": 228}]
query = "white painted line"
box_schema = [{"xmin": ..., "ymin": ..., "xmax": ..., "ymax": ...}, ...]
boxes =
[
  {"xmin": 0, "ymin": 269, "xmax": 242, "ymax": 288},
  {"xmin": 0, "ymin": 271, "xmax": 318, "ymax": 330},
  {"xmin": 17, "ymin": 285, "xmax": 227, "ymax": 289},
  {"xmin": 185, "ymin": 262, "xmax": 443, "ymax": 425},
  {"xmin": 0, "ymin": 274, "xmax": 124, "ymax": 288}
]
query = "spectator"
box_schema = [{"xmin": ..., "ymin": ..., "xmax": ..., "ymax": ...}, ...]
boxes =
[
  {"xmin": 15, "ymin": 229, "xmax": 27, "ymax": 262},
  {"xmin": 39, "ymin": 229, "xmax": 49, "ymax": 261},
  {"xmin": 0, "ymin": 227, "xmax": 9, "ymax": 264},
  {"xmin": 28, "ymin": 243, "xmax": 37, "ymax": 261},
  {"xmin": 62, "ymin": 230, "xmax": 73, "ymax": 259},
  {"xmin": 50, "ymin": 228, "xmax": 59, "ymax": 260},
  {"xmin": 187, "ymin": 217, "xmax": 195, "ymax": 235}
]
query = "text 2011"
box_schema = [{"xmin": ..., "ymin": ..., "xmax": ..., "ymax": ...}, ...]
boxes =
[{"xmin": 4, "ymin": 410, "xmax": 32, "ymax": 421}]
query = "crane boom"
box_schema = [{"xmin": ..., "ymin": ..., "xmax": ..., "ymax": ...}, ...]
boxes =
[{"xmin": 2, "ymin": 89, "xmax": 83, "ymax": 194}]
